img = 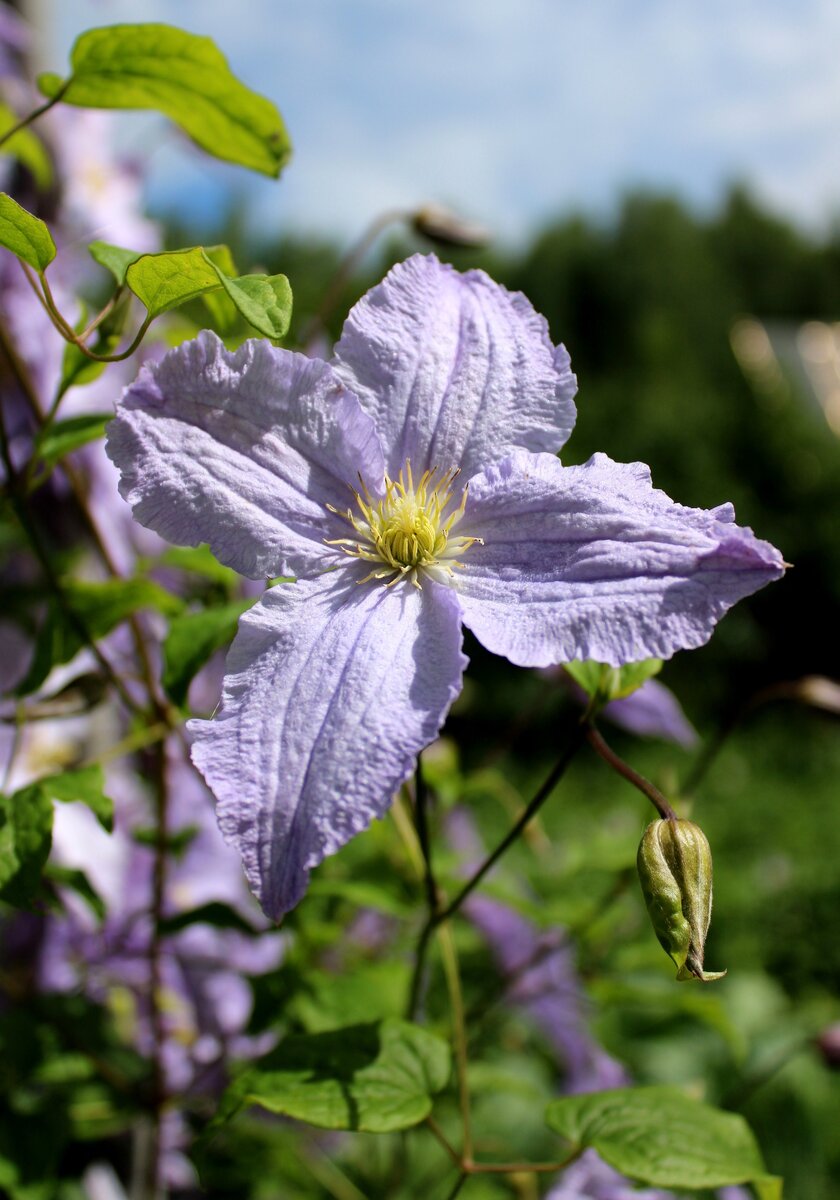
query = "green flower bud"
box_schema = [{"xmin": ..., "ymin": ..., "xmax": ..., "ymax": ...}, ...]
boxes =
[{"xmin": 637, "ymin": 818, "xmax": 726, "ymax": 982}]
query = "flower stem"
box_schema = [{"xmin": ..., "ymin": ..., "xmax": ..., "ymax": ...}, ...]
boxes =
[
  {"xmin": 408, "ymin": 721, "xmax": 586, "ymax": 1017},
  {"xmin": 18, "ymin": 262, "xmax": 152, "ymax": 363},
  {"xmin": 299, "ymin": 207, "xmax": 408, "ymax": 347},
  {"xmin": 144, "ymin": 738, "xmax": 171, "ymax": 1200},
  {"xmin": 426, "ymin": 1116, "xmax": 461, "ymax": 1167},
  {"xmin": 440, "ymin": 720, "xmax": 588, "ymax": 922},
  {"xmin": 585, "ymin": 721, "xmax": 677, "ymax": 820},
  {"xmin": 0, "ymin": 85, "xmax": 68, "ymax": 150},
  {"xmin": 437, "ymin": 922, "xmax": 472, "ymax": 1163},
  {"xmin": 443, "ymin": 1173, "xmax": 468, "ymax": 1200},
  {"xmin": 414, "ymin": 756, "xmax": 438, "ymax": 913}
]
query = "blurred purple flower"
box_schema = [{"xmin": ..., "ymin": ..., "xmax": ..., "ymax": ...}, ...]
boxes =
[
  {"xmin": 39, "ymin": 746, "xmax": 285, "ymax": 1101},
  {"xmin": 46, "ymin": 108, "xmax": 160, "ymax": 259},
  {"xmin": 468, "ymin": 895, "xmax": 627, "ymax": 1093},
  {"xmin": 552, "ymin": 666, "xmax": 698, "ymax": 748},
  {"xmin": 603, "ymin": 678, "xmax": 698, "ymax": 748},
  {"xmin": 0, "ymin": 1, "xmax": 27, "ymax": 77},
  {"xmin": 545, "ymin": 1149, "xmax": 674, "ymax": 1200},
  {"xmin": 448, "ymin": 806, "xmax": 625, "ymax": 1094},
  {"xmin": 106, "ymin": 254, "xmax": 783, "ymax": 918}
]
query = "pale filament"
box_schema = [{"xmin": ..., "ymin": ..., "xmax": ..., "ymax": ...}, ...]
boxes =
[{"xmin": 326, "ymin": 459, "xmax": 481, "ymax": 588}]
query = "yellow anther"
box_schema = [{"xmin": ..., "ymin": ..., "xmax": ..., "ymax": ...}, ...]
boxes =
[{"xmin": 325, "ymin": 459, "xmax": 481, "ymax": 587}]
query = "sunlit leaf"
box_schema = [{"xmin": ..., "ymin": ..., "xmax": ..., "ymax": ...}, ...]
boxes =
[
  {"xmin": 212, "ymin": 1018, "xmax": 451, "ymax": 1134},
  {"xmin": 201, "ymin": 244, "xmax": 239, "ymax": 332},
  {"xmin": 212, "ymin": 270, "xmax": 292, "ymax": 339},
  {"xmin": 0, "ymin": 191, "xmax": 55, "ymax": 271},
  {"xmin": 39, "ymin": 23, "xmax": 291, "ymax": 176},
  {"xmin": 564, "ymin": 658, "xmax": 662, "ymax": 705},
  {"xmin": 124, "ymin": 247, "xmax": 292, "ymax": 338},
  {"xmin": 88, "ymin": 239, "xmax": 143, "ymax": 286},
  {"xmin": 125, "ymin": 247, "xmax": 222, "ymax": 317}
]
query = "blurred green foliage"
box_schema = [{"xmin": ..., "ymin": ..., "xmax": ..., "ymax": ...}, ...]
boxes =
[
  {"xmin": 228, "ymin": 183, "xmax": 840, "ymax": 1197},
  {"xmin": 6, "ymin": 183, "xmax": 839, "ymax": 1197}
]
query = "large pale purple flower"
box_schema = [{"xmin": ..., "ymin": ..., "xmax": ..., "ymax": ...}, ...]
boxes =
[{"xmin": 106, "ymin": 254, "xmax": 784, "ymax": 918}]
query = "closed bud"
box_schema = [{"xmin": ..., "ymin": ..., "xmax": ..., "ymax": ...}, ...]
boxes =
[
  {"xmin": 410, "ymin": 203, "xmax": 491, "ymax": 248},
  {"xmin": 637, "ymin": 818, "xmax": 726, "ymax": 983}
]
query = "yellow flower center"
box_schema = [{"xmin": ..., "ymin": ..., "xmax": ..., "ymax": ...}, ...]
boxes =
[{"xmin": 327, "ymin": 460, "xmax": 480, "ymax": 587}]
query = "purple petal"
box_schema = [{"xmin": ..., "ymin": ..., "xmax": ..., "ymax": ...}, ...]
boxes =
[
  {"xmin": 106, "ymin": 331, "xmax": 385, "ymax": 579},
  {"xmin": 190, "ymin": 571, "xmax": 466, "ymax": 918},
  {"xmin": 333, "ymin": 254, "xmax": 577, "ymax": 480},
  {"xmin": 546, "ymin": 1148, "xmax": 676, "ymax": 1199},
  {"xmin": 467, "ymin": 895, "xmax": 628, "ymax": 1093},
  {"xmin": 456, "ymin": 451, "xmax": 785, "ymax": 668},
  {"xmin": 603, "ymin": 678, "xmax": 698, "ymax": 748}
]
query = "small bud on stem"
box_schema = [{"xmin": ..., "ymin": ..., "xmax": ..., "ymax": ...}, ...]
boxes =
[{"xmin": 637, "ymin": 818, "xmax": 726, "ymax": 982}]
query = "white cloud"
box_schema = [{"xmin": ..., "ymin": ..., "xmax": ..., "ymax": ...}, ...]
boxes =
[{"xmin": 29, "ymin": 0, "xmax": 840, "ymax": 243}]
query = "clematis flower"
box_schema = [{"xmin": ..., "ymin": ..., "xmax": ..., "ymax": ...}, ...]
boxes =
[{"xmin": 106, "ymin": 254, "xmax": 784, "ymax": 918}]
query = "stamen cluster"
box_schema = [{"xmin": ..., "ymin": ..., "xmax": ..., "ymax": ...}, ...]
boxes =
[{"xmin": 327, "ymin": 461, "xmax": 479, "ymax": 587}]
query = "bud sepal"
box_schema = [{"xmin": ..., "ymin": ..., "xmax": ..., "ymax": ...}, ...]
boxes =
[{"xmin": 637, "ymin": 817, "xmax": 726, "ymax": 983}]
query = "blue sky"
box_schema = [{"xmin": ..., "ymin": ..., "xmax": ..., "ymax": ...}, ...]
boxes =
[{"xmin": 30, "ymin": 0, "xmax": 840, "ymax": 247}]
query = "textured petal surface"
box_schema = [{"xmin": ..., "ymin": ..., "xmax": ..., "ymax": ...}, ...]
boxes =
[
  {"xmin": 455, "ymin": 451, "xmax": 785, "ymax": 668},
  {"xmin": 190, "ymin": 571, "xmax": 466, "ymax": 919},
  {"xmin": 333, "ymin": 253, "xmax": 577, "ymax": 480},
  {"xmin": 106, "ymin": 331, "xmax": 385, "ymax": 579}
]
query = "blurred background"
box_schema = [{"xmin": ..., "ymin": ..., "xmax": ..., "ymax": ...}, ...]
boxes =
[{"xmin": 4, "ymin": 1, "xmax": 840, "ymax": 1196}]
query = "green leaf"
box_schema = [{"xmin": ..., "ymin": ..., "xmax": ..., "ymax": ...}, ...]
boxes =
[
  {"xmin": 33, "ymin": 413, "xmax": 111, "ymax": 470},
  {"xmin": 200, "ymin": 244, "xmax": 239, "ymax": 333},
  {"xmin": 0, "ymin": 102, "xmax": 52, "ymax": 189},
  {"xmin": 44, "ymin": 865, "xmax": 105, "ymax": 919},
  {"xmin": 162, "ymin": 599, "xmax": 254, "ymax": 707},
  {"xmin": 157, "ymin": 901, "xmax": 258, "ymax": 937},
  {"xmin": 59, "ymin": 331, "xmax": 108, "ymax": 395},
  {"xmin": 125, "ymin": 247, "xmax": 224, "ymax": 317},
  {"xmin": 124, "ymin": 247, "xmax": 293, "ymax": 338},
  {"xmin": 287, "ymin": 962, "xmax": 410, "ymax": 1033},
  {"xmin": 212, "ymin": 270, "xmax": 292, "ymax": 339},
  {"xmin": 0, "ymin": 767, "xmax": 114, "ymax": 903},
  {"xmin": 39, "ymin": 23, "xmax": 291, "ymax": 177},
  {"xmin": 0, "ymin": 783, "xmax": 54, "ymax": 905},
  {"xmin": 131, "ymin": 823, "xmax": 199, "ymax": 857},
  {"xmin": 0, "ymin": 192, "xmax": 55, "ymax": 271},
  {"xmin": 36, "ymin": 764, "xmax": 113, "ymax": 832},
  {"xmin": 65, "ymin": 578, "xmax": 180, "ymax": 637},
  {"xmin": 15, "ymin": 578, "xmax": 182, "ymax": 696},
  {"xmin": 88, "ymin": 239, "xmax": 143, "ymax": 286},
  {"xmin": 212, "ymin": 1018, "xmax": 450, "ymax": 1134},
  {"xmin": 564, "ymin": 658, "xmax": 662, "ymax": 705},
  {"xmin": 545, "ymin": 1086, "xmax": 782, "ymax": 1195},
  {"xmin": 611, "ymin": 658, "xmax": 663, "ymax": 698},
  {"xmin": 306, "ymin": 877, "xmax": 412, "ymax": 918},
  {"xmin": 145, "ymin": 543, "xmax": 241, "ymax": 586}
]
